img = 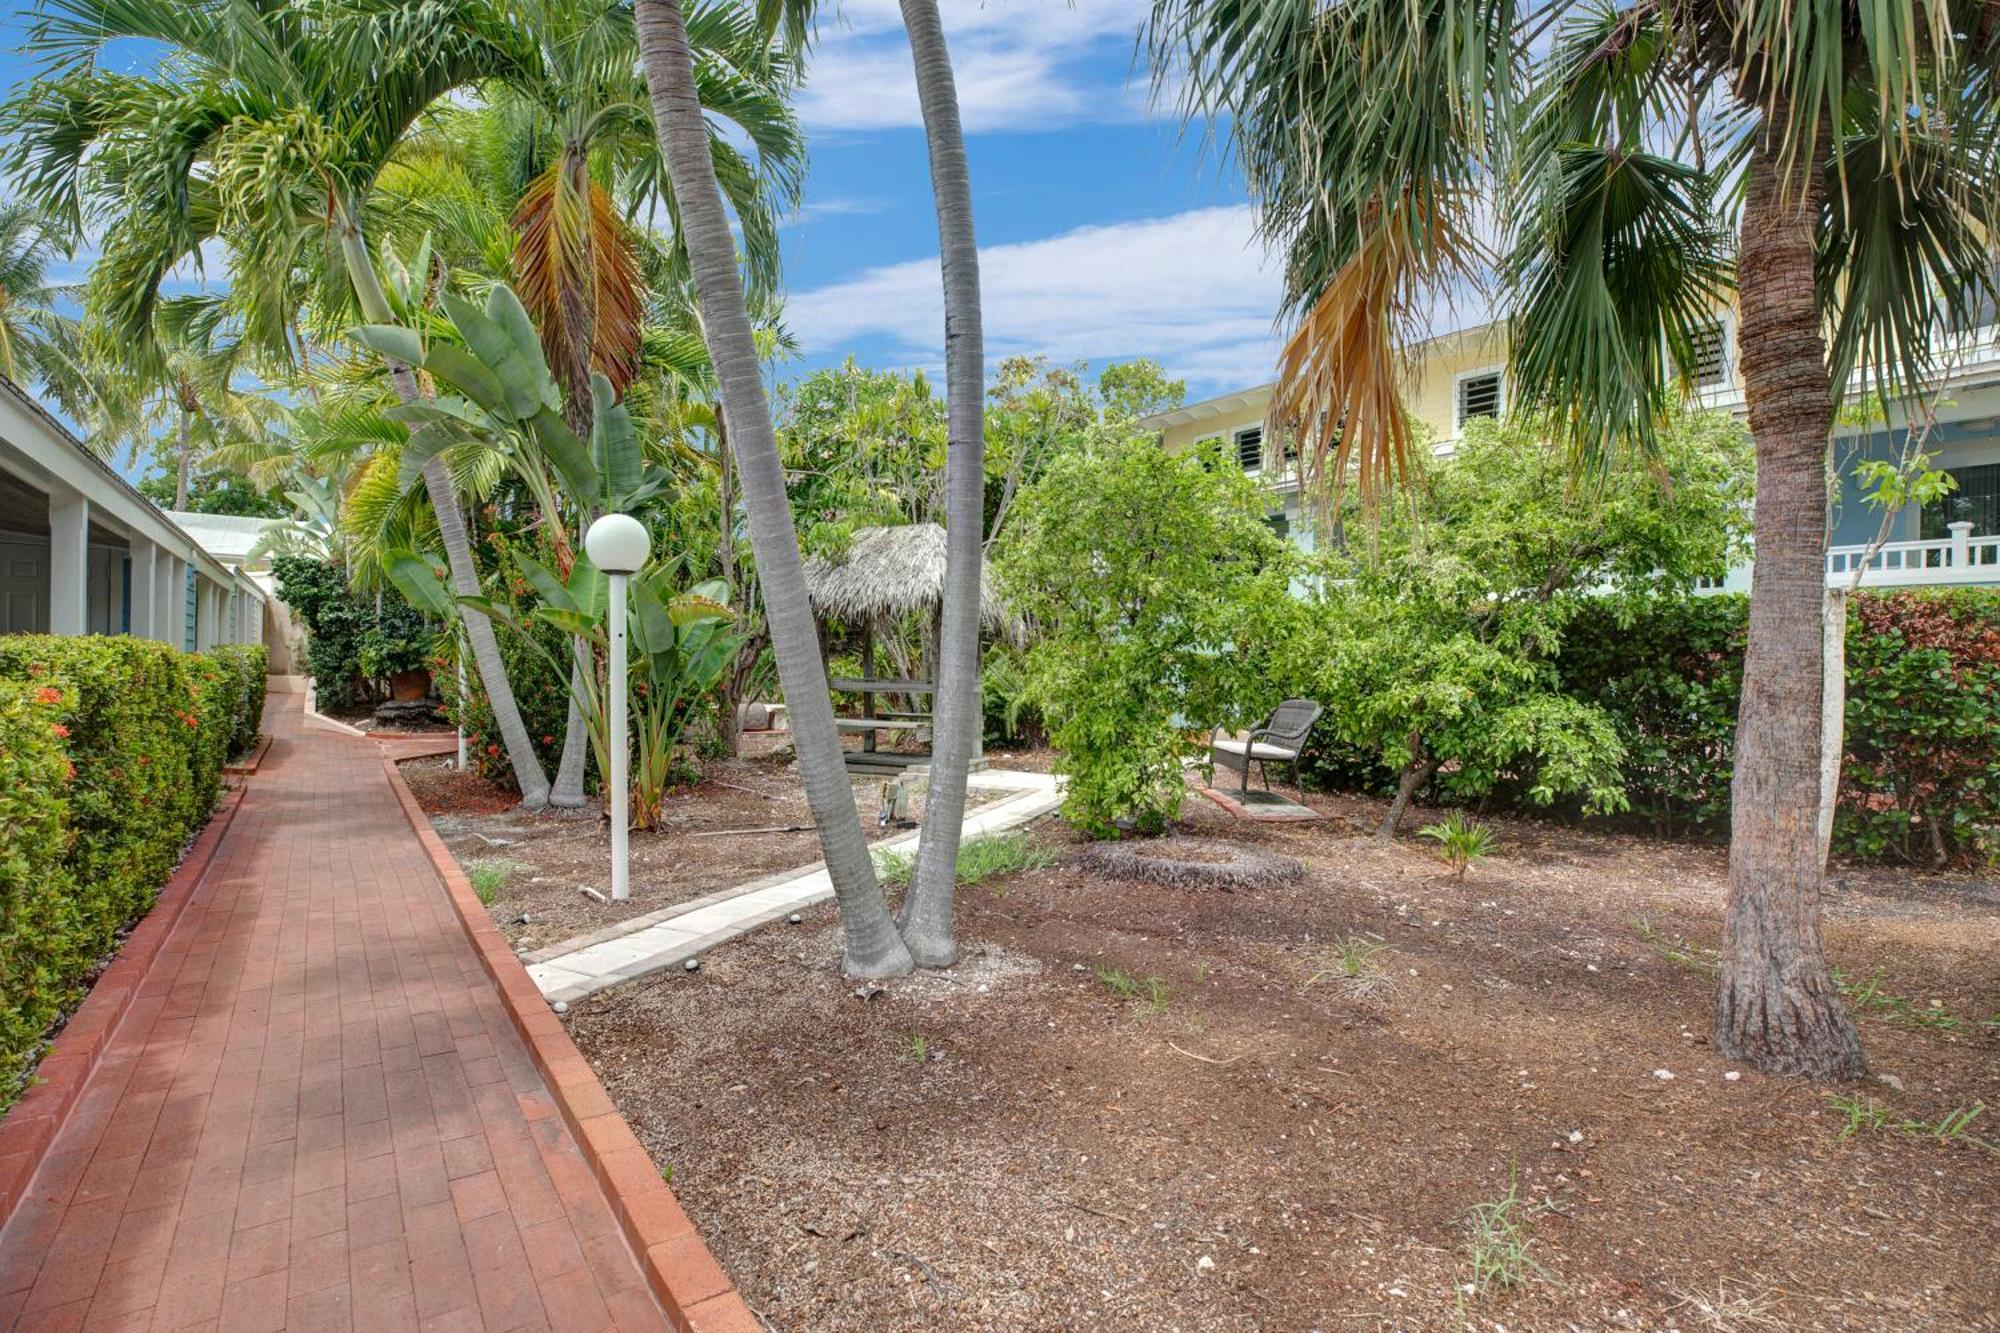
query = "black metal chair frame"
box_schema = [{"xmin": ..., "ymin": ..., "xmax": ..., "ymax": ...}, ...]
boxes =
[{"xmin": 1211, "ymin": 699, "xmax": 1323, "ymax": 798}]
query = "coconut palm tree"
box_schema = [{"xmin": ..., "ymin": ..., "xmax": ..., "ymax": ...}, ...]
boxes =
[
  {"xmin": 93, "ymin": 296, "xmax": 281, "ymax": 510},
  {"xmin": 4, "ymin": 0, "xmax": 554, "ymax": 802},
  {"xmin": 0, "ymin": 200, "xmax": 94, "ymax": 420},
  {"xmin": 1148, "ymin": 0, "xmax": 2000, "ymax": 1078},
  {"xmin": 7, "ymin": 0, "xmax": 807, "ymax": 810},
  {"xmin": 635, "ymin": 0, "xmax": 916, "ymax": 977},
  {"xmin": 894, "ymin": 0, "xmax": 985, "ymax": 968}
]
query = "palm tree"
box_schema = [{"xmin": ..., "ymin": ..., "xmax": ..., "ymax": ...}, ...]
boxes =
[
  {"xmin": 94, "ymin": 297, "xmax": 280, "ymax": 510},
  {"xmin": 0, "ymin": 200, "xmax": 94, "ymax": 420},
  {"xmin": 894, "ymin": 0, "xmax": 985, "ymax": 968},
  {"xmin": 4, "ymin": 0, "xmax": 555, "ymax": 803},
  {"xmin": 1148, "ymin": 0, "xmax": 2000, "ymax": 1078},
  {"xmin": 635, "ymin": 0, "xmax": 916, "ymax": 977}
]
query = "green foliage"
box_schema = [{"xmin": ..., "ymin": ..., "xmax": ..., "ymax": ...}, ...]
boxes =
[
  {"xmin": 0, "ymin": 637, "xmax": 261, "ymax": 1111},
  {"xmin": 1301, "ymin": 933, "xmax": 1387, "ymax": 988},
  {"xmin": 1419, "ymin": 811, "xmax": 1496, "ymax": 879},
  {"xmin": 1826, "ymin": 1094, "xmax": 1992, "ymax": 1151},
  {"xmin": 979, "ymin": 644, "xmax": 1041, "ymax": 748},
  {"xmin": 1560, "ymin": 589, "xmax": 2000, "ymax": 864},
  {"xmin": 1462, "ymin": 1174, "xmax": 1557, "ymax": 1296},
  {"xmin": 273, "ymin": 554, "xmax": 431, "ymax": 710},
  {"xmin": 1095, "ymin": 964, "xmax": 1169, "ymax": 1014},
  {"xmin": 137, "ymin": 462, "xmax": 288, "ymax": 517},
  {"xmin": 436, "ymin": 604, "xmax": 571, "ymax": 790},
  {"xmin": 1289, "ymin": 413, "xmax": 1751, "ymax": 825},
  {"xmin": 465, "ymin": 858, "xmax": 518, "ymax": 905},
  {"xmin": 873, "ymin": 831, "xmax": 1058, "ymax": 888},
  {"xmin": 0, "ymin": 680, "xmax": 80, "ymax": 1107},
  {"xmin": 999, "ymin": 432, "xmax": 1294, "ymax": 836}
]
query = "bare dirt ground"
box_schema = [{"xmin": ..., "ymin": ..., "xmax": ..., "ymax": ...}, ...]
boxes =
[
  {"xmin": 563, "ymin": 788, "xmax": 2000, "ymax": 1333},
  {"xmin": 401, "ymin": 744, "xmax": 1013, "ymax": 951}
]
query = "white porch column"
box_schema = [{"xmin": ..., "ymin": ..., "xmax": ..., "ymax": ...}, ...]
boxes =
[
  {"xmin": 129, "ymin": 538, "xmax": 158, "ymax": 638},
  {"xmin": 166, "ymin": 555, "xmax": 188, "ymax": 649},
  {"xmin": 154, "ymin": 554, "xmax": 176, "ymax": 643},
  {"xmin": 49, "ymin": 488, "xmax": 89, "ymax": 636}
]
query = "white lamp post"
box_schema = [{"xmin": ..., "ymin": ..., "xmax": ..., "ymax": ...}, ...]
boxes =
[{"xmin": 584, "ymin": 513, "xmax": 650, "ymax": 901}]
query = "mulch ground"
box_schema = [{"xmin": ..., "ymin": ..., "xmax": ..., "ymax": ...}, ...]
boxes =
[
  {"xmin": 400, "ymin": 746, "xmax": 1021, "ymax": 952},
  {"xmin": 563, "ymin": 789, "xmax": 2000, "ymax": 1332}
]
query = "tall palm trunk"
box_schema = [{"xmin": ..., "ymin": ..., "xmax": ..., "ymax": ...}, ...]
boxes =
[
  {"xmin": 174, "ymin": 413, "xmax": 193, "ymax": 509},
  {"xmin": 635, "ymin": 0, "xmax": 912, "ymax": 977},
  {"xmin": 896, "ymin": 0, "xmax": 985, "ymax": 967},
  {"xmin": 1715, "ymin": 125, "xmax": 1864, "ymax": 1079},
  {"xmin": 335, "ymin": 205, "xmax": 552, "ymax": 808}
]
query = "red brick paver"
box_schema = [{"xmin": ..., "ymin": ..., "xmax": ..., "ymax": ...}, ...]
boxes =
[{"xmin": 0, "ymin": 707, "xmax": 671, "ymax": 1333}]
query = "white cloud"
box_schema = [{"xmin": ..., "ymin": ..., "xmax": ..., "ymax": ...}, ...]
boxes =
[
  {"xmin": 798, "ymin": 0, "xmax": 1156, "ymax": 133},
  {"xmin": 785, "ymin": 204, "xmax": 1282, "ymax": 391}
]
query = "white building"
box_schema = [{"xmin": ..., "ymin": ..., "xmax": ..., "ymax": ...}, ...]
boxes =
[{"xmin": 0, "ymin": 377, "xmax": 266, "ymax": 649}]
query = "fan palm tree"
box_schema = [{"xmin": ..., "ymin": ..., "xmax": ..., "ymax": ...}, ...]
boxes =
[{"xmin": 1149, "ymin": 0, "xmax": 2000, "ymax": 1077}]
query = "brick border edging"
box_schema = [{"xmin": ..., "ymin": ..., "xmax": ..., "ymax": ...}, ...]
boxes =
[
  {"xmin": 0, "ymin": 785, "xmax": 248, "ymax": 1228},
  {"xmin": 225, "ymin": 731, "xmax": 275, "ymax": 775},
  {"xmin": 379, "ymin": 756, "xmax": 760, "ymax": 1333}
]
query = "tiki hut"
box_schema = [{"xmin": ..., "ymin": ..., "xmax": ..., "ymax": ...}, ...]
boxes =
[{"xmin": 802, "ymin": 523, "xmax": 1014, "ymax": 774}]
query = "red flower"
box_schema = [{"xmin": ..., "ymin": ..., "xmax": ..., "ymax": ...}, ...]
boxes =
[
  {"xmin": 33, "ymin": 686, "xmax": 60, "ymax": 705},
  {"xmin": 50, "ymin": 723, "xmax": 69, "ymax": 739},
  {"xmin": 486, "ymin": 744, "xmax": 500, "ymax": 756},
  {"xmin": 137, "ymin": 755, "xmax": 151, "ymax": 766}
]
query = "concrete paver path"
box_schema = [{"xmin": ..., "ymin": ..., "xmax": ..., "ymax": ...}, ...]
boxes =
[
  {"xmin": 525, "ymin": 768, "xmax": 1062, "ymax": 1006},
  {"xmin": 0, "ymin": 706, "xmax": 670, "ymax": 1333}
]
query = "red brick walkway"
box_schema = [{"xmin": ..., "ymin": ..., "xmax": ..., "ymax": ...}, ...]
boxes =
[{"xmin": 0, "ymin": 707, "xmax": 671, "ymax": 1333}]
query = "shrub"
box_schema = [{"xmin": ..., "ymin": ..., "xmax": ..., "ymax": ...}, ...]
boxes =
[
  {"xmin": 0, "ymin": 680, "xmax": 80, "ymax": 1103},
  {"xmin": 1555, "ymin": 589, "xmax": 2000, "ymax": 864},
  {"xmin": 433, "ymin": 604, "xmax": 570, "ymax": 791},
  {"xmin": 272, "ymin": 554, "xmax": 428, "ymax": 710},
  {"xmin": 997, "ymin": 433, "xmax": 1294, "ymax": 836},
  {"xmin": 0, "ymin": 636, "xmax": 263, "ymax": 1111}
]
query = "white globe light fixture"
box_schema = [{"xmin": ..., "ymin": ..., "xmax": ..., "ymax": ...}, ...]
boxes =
[
  {"xmin": 584, "ymin": 511, "xmax": 650, "ymax": 574},
  {"xmin": 584, "ymin": 513, "xmax": 650, "ymax": 900}
]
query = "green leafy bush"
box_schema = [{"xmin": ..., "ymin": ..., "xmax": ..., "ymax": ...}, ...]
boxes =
[
  {"xmin": 0, "ymin": 680, "xmax": 80, "ymax": 1103},
  {"xmin": 1285, "ymin": 412, "xmax": 1751, "ymax": 837},
  {"xmin": 1555, "ymin": 589, "xmax": 2000, "ymax": 864},
  {"xmin": 0, "ymin": 636, "xmax": 263, "ymax": 1110},
  {"xmin": 272, "ymin": 554, "xmax": 428, "ymax": 709},
  {"xmin": 998, "ymin": 433, "xmax": 1293, "ymax": 836}
]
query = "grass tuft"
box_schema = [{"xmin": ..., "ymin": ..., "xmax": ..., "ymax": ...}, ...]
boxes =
[
  {"xmin": 1095, "ymin": 964, "xmax": 1169, "ymax": 1015},
  {"xmin": 1826, "ymin": 1093, "xmax": 1993, "ymax": 1150},
  {"xmin": 466, "ymin": 858, "xmax": 520, "ymax": 906},
  {"xmin": 874, "ymin": 832, "xmax": 1058, "ymax": 889},
  {"xmin": 1462, "ymin": 1174, "xmax": 1555, "ymax": 1297},
  {"xmin": 1418, "ymin": 810, "xmax": 1496, "ymax": 879}
]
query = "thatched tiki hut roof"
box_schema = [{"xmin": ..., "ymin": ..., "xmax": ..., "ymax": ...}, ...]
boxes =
[{"xmin": 802, "ymin": 523, "xmax": 1014, "ymax": 633}]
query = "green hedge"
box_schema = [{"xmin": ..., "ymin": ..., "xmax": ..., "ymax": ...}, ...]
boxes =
[
  {"xmin": 0, "ymin": 636, "xmax": 265, "ymax": 1110},
  {"xmin": 1557, "ymin": 590, "xmax": 2000, "ymax": 864},
  {"xmin": 1301, "ymin": 590, "xmax": 2000, "ymax": 865}
]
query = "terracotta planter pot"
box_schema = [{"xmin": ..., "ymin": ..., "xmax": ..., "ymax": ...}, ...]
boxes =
[{"xmin": 388, "ymin": 668, "xmax": 433, "ymax": 702}]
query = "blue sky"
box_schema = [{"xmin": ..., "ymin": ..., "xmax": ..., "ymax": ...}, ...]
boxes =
[{"xmin": 0, "ymin": 0, "xmax": 1283, "ymax": 404}]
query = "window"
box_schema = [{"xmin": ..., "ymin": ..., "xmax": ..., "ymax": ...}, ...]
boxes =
[
  {"xmin": 1234, "ymin": 426, "xmax": 1265, "ymax": 472},
  {"xmin": 1922, "ymin": 462, "xmax": 2000, "ymax": 538},
  {"xmin": 1265, "ymin": 511, "xmax": 1291, "ymax": 541},
  {"xmin": 1690, "ymin": 320, "xmax": 1729, "ymax": 387},
  {"xmin": 1455, "ymin": 371, "xmax": 1502, "ymax": 430}
]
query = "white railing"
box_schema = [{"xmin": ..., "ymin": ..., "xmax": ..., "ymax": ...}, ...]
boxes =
[
  {"xmin": 1825, "ymin": 521, "xmax": 2000, "ymax": 587},
  {"xmin": 1696, "ymin": 522, "xmax": 2000, "ymax": 594}
]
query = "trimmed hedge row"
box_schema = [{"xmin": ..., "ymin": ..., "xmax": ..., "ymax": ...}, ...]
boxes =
[{"xmin": 0, "ymin": 636, "xmax": 267, "ymax": 1109}]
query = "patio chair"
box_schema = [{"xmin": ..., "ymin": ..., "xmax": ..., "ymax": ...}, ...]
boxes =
[{"xmin": 1211, "ymin": 699, "xmax": 1323, "ymax": 799}]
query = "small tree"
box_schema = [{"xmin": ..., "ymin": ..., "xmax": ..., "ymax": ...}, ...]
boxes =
[
  {"xmin": 1294, "ymin": 412, "xmax": 1752, "ymax": 839},
  {"xmin": 998, "ymin": 433, "xmax": 1293, "ymax": 836}
]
